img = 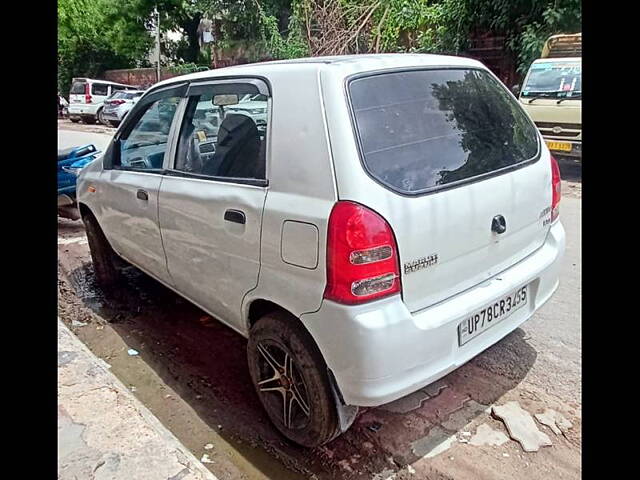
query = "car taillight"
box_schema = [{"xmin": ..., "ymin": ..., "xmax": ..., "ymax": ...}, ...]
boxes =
[
  {"xmin": 550, "ymin": 155, "xmax": 561, "ymax": 222},
  {"xmin": 111, "ymin": 100, "xmax": 125, "ymax": 105},
  {"xmin": 324, "ymin": 201, "xmax": 401, "ymax": 305},
  {"xmin": 84, "ymin": 84, "xmax": 92, "ymax": 104}
]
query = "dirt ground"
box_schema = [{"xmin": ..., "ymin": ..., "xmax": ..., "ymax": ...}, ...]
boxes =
[{"xmin": 557, "ymin": 156, "xmax": 581, "ymax": 199}]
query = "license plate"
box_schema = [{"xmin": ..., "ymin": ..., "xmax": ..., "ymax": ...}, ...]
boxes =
[
  {"xmin": 457, "ymin": 285, "xmax": 529, "ymax": 346},
  {"xmin": 546, "ymin": 140, "xmax": 572, "ymax": 152}
]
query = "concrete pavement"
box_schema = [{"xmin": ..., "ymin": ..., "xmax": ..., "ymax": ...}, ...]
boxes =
[{"xmin": 58, "ymin": 318, "xmax": 218, "ymax": 480}]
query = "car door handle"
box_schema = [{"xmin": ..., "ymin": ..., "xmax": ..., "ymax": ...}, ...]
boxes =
[
  {"xmin": 136, "ymin": 189, "xmax": 149, "ymax": 201},
  {"xmin": 224, "ymin": 209, "xmax": 246, "ymax": 224}
]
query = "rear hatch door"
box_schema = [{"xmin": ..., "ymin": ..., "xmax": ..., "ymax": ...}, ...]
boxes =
[
  {"xmin": 347, "ymin": 68, "xmax": 553, "ymax": 313},
  {"xmin": 69, "ymin": 80, "xmax": 87, "ymax": 104}
]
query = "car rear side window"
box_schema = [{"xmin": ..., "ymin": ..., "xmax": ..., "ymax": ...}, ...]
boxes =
[
  {"xmin": 348, "ymin": 68, "xmax": 539, "ymax": 194},
  {"xmin": 92, "ymin": 83, "xmax": 109, "ymax": 96}
]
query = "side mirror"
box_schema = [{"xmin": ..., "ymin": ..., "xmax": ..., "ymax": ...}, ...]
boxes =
[
  {"xmin": 102, "ymin": 139, "xmax": 119, "ymax": 170},
  {"xmin": 511, "ymin": 84, "xmax": 521, "ymax": 96}
]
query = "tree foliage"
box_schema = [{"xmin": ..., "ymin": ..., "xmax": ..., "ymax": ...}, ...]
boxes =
[
  {"xmin": 58, "ymin": 0, "xmax": 154, "ymax": 93},
  {"xmin": 58, "ymin": 0, "xmax": 580, "ymax": 93}
]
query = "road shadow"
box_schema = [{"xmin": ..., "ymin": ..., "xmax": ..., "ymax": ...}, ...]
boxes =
[{"xmin": 65, "ymin": 262, "xmax": 537, "ymax": 480}]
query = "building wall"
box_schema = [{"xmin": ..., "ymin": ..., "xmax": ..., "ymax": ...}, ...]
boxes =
[{"xmin": 102, "ymin": 68, "xmax": 181, "ymax": 89}]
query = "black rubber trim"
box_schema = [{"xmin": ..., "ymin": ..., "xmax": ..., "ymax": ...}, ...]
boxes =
[{"xmin": 164, "ymin": 169, "xmax": 268, "ymax": 187}]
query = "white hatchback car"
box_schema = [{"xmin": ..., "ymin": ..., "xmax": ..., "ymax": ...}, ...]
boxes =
[{"xmin": 77, "ymin": 54, "xmax": 565, "ymax": 447}]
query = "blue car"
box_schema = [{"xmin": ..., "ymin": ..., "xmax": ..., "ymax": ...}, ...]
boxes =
[{"xmin": 58, "ymin": 144, "xmax": 100, "ymax": 219}]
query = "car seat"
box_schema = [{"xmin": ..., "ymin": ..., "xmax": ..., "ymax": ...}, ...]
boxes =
[{"xmin": 203, "ymin": 114, "xmax": 261, "ymax": 178}]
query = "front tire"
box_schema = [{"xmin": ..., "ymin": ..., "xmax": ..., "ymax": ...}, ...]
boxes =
[
  {"xmin": 247, "ymin": 311, "xmax": 345, "ymax": 447},
  {"xmin": 82, "ymin": 212, "xmax": 119, "ymax": 286},
  {"xmin": 81, "ymin": 116, "xmax": 97, "ymax": 124}
]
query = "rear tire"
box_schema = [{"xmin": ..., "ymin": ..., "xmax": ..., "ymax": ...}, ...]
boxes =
[
  {"xmin": 70, "ymin": 118, "xmax": 80, "ymax": 123},
  {"xmin": 247, "ymin": 311, "xmax": 345, "ymax": 447},
  {"xmin": 82, "ymin": 212, "xmax": 119, "ymax": 286},
  {"xmin": 81, "ymin": 116, "xmax": 97, "ymax": 124}
]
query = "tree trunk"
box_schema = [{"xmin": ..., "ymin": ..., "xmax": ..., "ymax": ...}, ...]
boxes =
[{"xmin": 182, "ymin": 14, "xmax": 203, "ymax": 63}]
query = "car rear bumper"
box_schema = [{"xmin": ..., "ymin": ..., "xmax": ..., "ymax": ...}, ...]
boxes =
[
  {"xmin": 102, "ymin": 112, "xmax": 122, "ymax": 122},
  {"xmin": 301, "ymin": 220, "xmax": 565, "ymax": 407},
  {"xmin": 68, "ymin": 104, "xmax": 100, "ymax": 117},
  {"xmin": 102, "ymin": 107, "xmax": 128, "ymax": 122}
]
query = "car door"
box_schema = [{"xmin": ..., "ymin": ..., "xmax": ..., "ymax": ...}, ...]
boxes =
[
  {"xmin": 158, "ymin": 79, "xmax": 269, "ymax": 330},
  {"xmin": 97, "ymin": 82, "xmax": 187, "ymax": 285}
]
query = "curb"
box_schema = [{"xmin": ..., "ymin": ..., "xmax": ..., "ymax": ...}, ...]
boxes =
[{"xmin": 58, "ymin": 318, "xmax": 219, "ymax": 480}]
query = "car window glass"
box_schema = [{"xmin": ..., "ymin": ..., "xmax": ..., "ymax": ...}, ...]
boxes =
[
  {"xmin": 349, "ymin": 69, "xmax": 539, "ymax": 193},
  {"xmin": 92, "ymin": 83, "xmax": 109, "ymax": 96},
  {"xmin": 522, "ymin": 61, "xmax": 581, "ymax": 97},
  {"xmin": 70, "ymin": 82, "xmax": 85, "ymax": 94},
  {"xmin": 118, "ymin": 96, "xmax": 181, "ymax": 170},
  {"xmin": 173, "ymin": 84, "xmax": 267, "ymax": 180}
]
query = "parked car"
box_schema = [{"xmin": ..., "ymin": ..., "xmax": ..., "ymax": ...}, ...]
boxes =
[
  {"xmin": 101, "ymin": 90, "xmax": 146, "ymax": 127},
  {"xmin": 58, "ymin": 144, "xmax": 100, "ymax": 220},
  {"xmin": 515, "ymin": 33, "xmax": 581, "ymax": 160},
  {"xmin": 77, "ymin": 54, "xmax": 565, "ymax": 447},
  {"xmin": 68, "ymin": 78, "xmax": 138, "ymax": 125}
]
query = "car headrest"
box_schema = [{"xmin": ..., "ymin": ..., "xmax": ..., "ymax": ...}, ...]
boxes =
[{"xmin": 217, "ymin": 114, "xmax": 257, "ymax": 146}]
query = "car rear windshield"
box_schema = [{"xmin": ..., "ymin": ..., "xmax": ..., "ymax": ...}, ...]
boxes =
[
  {"xmin": 348, "ymin": 68, "xmax": 539, "ymax": 194},
  {"xmin": 70, "ymin": 82, "xmax": 86, "ymax": 94}
]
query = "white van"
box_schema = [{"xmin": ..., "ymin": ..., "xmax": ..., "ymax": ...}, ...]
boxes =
[
  {"xmin": 68, "ymin": 78, "xmax": 138, "ymax": 125},
  {"xmin": 518, "ymin": 34, "xmax": 581, "ymax": 159}
]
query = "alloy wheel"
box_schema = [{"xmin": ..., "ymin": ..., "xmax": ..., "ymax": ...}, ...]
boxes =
[{"xmin": 255, "ymin": 341, "xmax": 311, "ymax": 430}]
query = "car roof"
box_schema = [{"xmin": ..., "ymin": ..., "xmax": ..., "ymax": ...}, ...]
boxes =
[{"xmin": 151, "ymin": 54, "xmax": 487, "ymax": 90}]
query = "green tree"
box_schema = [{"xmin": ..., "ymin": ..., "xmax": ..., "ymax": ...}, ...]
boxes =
[{"xmin": 58, "ymin": 0, "xmax": 153, "ymax": 94}]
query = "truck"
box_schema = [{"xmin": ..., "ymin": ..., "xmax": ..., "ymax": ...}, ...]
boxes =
[{"xmin": 516, "ymin": 33, "xmax": 582, "ymax": 160}]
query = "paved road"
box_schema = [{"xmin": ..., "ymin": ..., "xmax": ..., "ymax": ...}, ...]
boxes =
[
  {"xmin": 58, "ymin": 127, "xmax": 581, "ymax": 480},
  {"xmin": 58, "ymin": 128, "xmax": 113, "ymax": 152}
]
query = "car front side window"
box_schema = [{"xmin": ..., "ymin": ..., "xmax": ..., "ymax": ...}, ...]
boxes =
[{"xmin": 117, "ymin": 96, "xmax": 181, "ymax": 170}]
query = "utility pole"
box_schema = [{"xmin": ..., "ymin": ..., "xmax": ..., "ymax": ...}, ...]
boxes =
[{"xmin": 156, "ymin": 6, "xmax": 161, "ymax": 83}]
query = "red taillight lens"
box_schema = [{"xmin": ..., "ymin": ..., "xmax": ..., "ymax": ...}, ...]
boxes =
[
  {"xmin": 550, "ymin": 155, "xmax": 561, "ymax": 222},
  {"xmin": 84, "ymin": 84, "xmax": 92, "ymax": 103},
  {"xmin": 110, "ymin": 99, "xmax": 125, "ymax": 105},
  {"xmin": 324, "ymin": 201, "xmax": 401, "ymax": 305}
]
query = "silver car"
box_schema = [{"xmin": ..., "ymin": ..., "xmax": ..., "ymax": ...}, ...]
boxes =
[
  {"xmin": 77, "ymin": 55, "xmax": 565, "ymax": 447},
  {"xmin": 101, "ymin": 90, "xmax": 145, "ymax": 127}
]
